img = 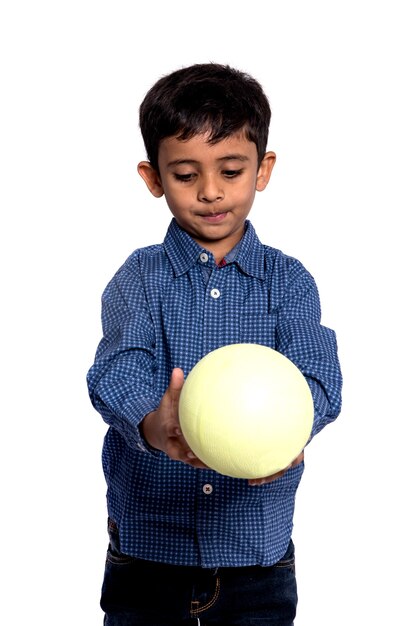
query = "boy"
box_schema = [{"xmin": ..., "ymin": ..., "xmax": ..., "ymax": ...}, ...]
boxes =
[{"xmin": 87, "ymin": 63, "xmax": 343, "ymax": 625}]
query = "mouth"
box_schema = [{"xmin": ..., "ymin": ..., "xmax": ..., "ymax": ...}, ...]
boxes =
[{"xmin": 199, "ymin": 211, "xmax": 229, "ymax": 224}]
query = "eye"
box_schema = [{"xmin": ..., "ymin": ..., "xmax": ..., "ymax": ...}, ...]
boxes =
[
  {"xmin": 223, "ymin": 168, "xmax": 244, "ymax": 179},
  {"xmin": 173, "ymin": 173, "xmax": 196, "ymax": 182}
]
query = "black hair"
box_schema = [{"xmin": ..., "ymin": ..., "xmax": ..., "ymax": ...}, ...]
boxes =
[{"xmin": 139, "ymin": 63, "xmax": 271, "ymax": 172}]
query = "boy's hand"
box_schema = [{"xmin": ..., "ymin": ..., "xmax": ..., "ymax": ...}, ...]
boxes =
[
  {"xmin": 141, "ymin": 368, "xmax": 208, "ymax": 469},
  {"xmin": 247, "ymin": 451, "xmax": 305, "ymax": 486}
]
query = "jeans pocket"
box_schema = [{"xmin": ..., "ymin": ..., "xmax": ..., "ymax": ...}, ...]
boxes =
[
  {"xmin": 273, "ymin": 539, "xmax": 296, "ymax": 573},
  {"xmin": 106, "ymin": 518, "xmax": 137, "ymax": 566}
]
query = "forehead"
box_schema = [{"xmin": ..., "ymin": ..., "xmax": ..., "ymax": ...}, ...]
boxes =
[{"xmin": 158, "ymin": 131, "xmax": 258, "ymax": 166}]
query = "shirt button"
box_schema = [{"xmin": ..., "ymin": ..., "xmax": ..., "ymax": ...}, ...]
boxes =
[
  {"xmin": 200, "ymin": 252, "xmax": 209, "ymax": 263},
  {"xmin": 203, "ymin": 484, "xmax": 213, "ymax": 495},
  {"xmin": 210, "ymin": 288, "xmax": 220, "ymax": 299}
]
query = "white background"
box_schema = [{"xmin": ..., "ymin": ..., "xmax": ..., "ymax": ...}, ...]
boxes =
[{"xmin": 1, "ymin": 1, "xmax": 417, "ymax": 623}]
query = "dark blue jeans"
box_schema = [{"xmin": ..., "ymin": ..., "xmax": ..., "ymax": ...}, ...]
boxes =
[{"xmin": 101, "ymin": 520, "xmax": 297, "ymax": 625}]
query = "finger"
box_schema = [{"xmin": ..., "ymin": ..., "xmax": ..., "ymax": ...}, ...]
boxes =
[
  {"xmin": 157, "ymin": 369, "xmax": 184, "ymax": 435},
  {"xmin": 290, "ymin": 451, "xmax": 305, "ymax": 467},
  {"xmin": 248, "ymin": 464, "xmax": 291, "ymax": 486},
  {"xmin": 248, "ymin": 451, "xmax": 305, "ymax": 486},
  {"xmin": 167, "ymin": 368, "xmax": 184, "ymax": 424},
  {"xmin": 185, "ymin": 457, "xmax": 210, "ymax": 470},
  {"xmin": 169, "ymin": 368, "xmax": 184, "ymax": 396},
  {"xmin": 248, "ymin": 471, "xmax": 284, "ymax": 486},
  {"xmin": 166, "ymin": 438, "xmax": 206, "ymax": 468},
  {"xmin": 160, "ymin": 369, "xmax": 184, "ymax": 411}
]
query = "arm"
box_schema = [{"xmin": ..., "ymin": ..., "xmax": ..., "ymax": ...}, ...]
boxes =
[
  {"xmin": 276, "ymin": 257, "xmax": 343, "ymax": 438},
  {"xmin": 248, "ymin": 259, "xmax": 342, "ymax": 487},
  {"xmin": 87, "ymin": 255, "xmax": 209, "ymax": 465},
  {"xmin": 141, "ymin": 367, "xmax": 208, "ymax": 468},
  {"xmin": 86, "ymin": 257, "xmax": 161, "ymax": 451}
]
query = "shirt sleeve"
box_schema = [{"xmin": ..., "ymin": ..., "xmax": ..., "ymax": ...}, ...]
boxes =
[
  {"xmin": 86, "ymin": 255, "xmax": 161, "ymax": 452},
  {"xmin": 275, "ymin": 257, "xmax": 343, "ymax": 438}
]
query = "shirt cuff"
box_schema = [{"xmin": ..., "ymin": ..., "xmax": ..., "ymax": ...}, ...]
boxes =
[
  {"xmin": 306, "ymin": 378, "xmax": 331, "ymax": 439},
  {"xmin": 123, "ymin": 398, "xmax": 162, "ymax": 456}
]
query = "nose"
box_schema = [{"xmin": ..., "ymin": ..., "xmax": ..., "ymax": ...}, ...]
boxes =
[{"xmin": 197, "ymin": 174, "xmax": 224, "ymax": 203}]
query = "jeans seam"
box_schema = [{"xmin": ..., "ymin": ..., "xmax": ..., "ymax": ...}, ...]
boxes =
[
  {"xmin": 190, "ymin": 576, "xmax": 221, "ymax": 617},
  {"xmin": 273, "ymin": 557, "xmax": 295, "ymax": 569},
  {"xmin": 106, "ymin": 552, "xmax": 137, "ymax": 566}
]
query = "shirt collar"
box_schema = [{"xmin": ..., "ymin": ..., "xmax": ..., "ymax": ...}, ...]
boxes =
[{"xmin": 164, "ymin": 218, "xmax": 265, "ymax": 280}]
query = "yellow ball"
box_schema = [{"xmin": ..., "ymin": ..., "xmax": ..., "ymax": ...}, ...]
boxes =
[{"xmin": 179, "ymin": 343, "xmax": 314, "ymax": 479}]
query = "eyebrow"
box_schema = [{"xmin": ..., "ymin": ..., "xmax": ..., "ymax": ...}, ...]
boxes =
[{"xmin": 167, "ymin": 154, "xmax": 250, "ymax": 167}]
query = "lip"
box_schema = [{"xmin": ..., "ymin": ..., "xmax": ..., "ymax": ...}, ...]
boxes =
[{"xmin": 199, "ymin": 211, "xmax": 229, "ymax": 224}]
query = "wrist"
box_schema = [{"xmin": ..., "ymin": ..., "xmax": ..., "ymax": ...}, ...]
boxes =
[{"xmin": 140, "ymin": 411, "xmax": 160, "ymax": 451}]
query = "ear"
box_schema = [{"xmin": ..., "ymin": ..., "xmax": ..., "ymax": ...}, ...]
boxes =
[
  {"xmin": 137, "ymin": 161, "xmax": 164, "ymax": 198},
  {"xmin": 255, "ymin": 151, "xmax": 276, "ymax": 192}
]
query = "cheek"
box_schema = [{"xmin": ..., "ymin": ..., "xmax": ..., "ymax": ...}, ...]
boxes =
[
  {"xmin": 236, "ymin": 186, "xmax": 257, "ymax": 209},
  {"xmin": 164, "ymin": 190, "xmax": 193, "ymax": 215}
]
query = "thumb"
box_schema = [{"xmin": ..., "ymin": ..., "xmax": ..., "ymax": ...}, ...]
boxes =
[
  {"xmin": 168, "ymin": 367, "xmax": 184, "ymax": 399},
  {"xmin": 167, "ymin": 368, "xmax": 184, "ymax": 437}
]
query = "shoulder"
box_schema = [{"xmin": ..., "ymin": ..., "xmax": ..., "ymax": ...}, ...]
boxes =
[
  {"xmin": 122, "ymin": 243, "xmax": 165, "ymax": 270},
  {"xmin": 111, "ymin": 243, "xmax": 170, "ymax": 282},
  {"xmin": 244, "ymin": 222, "xmax": 317, "ymax": 292},
  {"xmin": 258, "ymin": 244, "xmax": 319, "ymax": 311},
  {"xmin": 102, "ymin": 243, "xmax": 170, "ymax": 302},
  {"xmin": 263, "ymin": 243, "xmax": 314, "ymax": 280}
]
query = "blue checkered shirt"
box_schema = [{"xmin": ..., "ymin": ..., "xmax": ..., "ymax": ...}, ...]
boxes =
[{"xmin": 87, "ymin": 219, "xmax": 342, "ymax": 567}]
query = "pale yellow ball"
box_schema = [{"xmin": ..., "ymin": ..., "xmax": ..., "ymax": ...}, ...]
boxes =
[{"xmin": 179, "ymin": 343, "xmax": 314, "ymax": 479}]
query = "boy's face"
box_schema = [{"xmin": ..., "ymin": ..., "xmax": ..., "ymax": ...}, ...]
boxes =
[{"xmin": 138, "ymin": 132, "xmax": 275, "ymax": 262}]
